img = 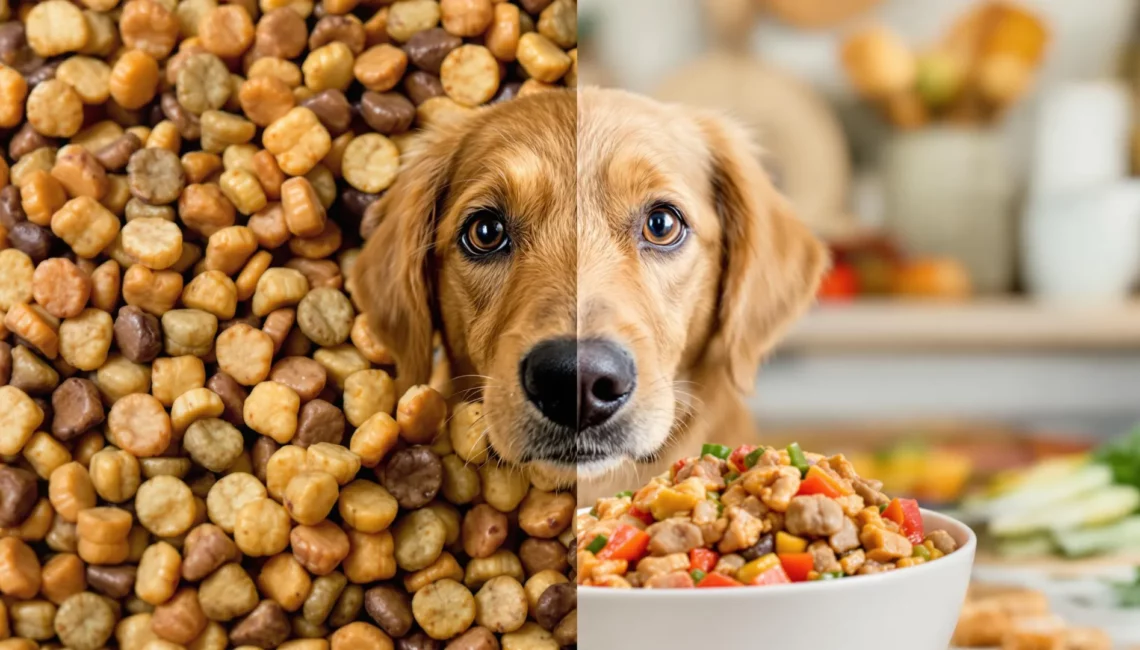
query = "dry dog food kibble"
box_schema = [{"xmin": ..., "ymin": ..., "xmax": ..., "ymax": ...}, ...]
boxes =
[{"xmin": 0, "ymin": 0, "xmax": 574, "ymax": 645}]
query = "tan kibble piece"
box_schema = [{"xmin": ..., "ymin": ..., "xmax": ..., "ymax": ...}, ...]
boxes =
[
  {"xmin": 54, "ymin": 591, "xmax": 116, "ymax": 650},
  {"xmin": 280, "ymin": 177, "xmax": 327, "ymax": 237},
  {"xmin": 486, "ymin": 2, "xmax": 520, "ymax": 62},
  {"xmin": 136, "ymin": 541, "xmax": 181, "ymax": 605},
  {"xmin": 26, "ymin": 80, "xmax": 85, "ymax": 138},
  {"xmin": 234, "ymin": 497, "xmax": 291, "ymax": 556},
  {"xmin": 235, "ymin": 251, "xmax": 274, "ymax": 302},
  {"xmin": 199, "ymin": 5, "xmax": 255, "ymax": 58},
  {"xmin": 177, "ymin": 53, "xmax": 231, "ymax": 115},
  {"xmin": 205, "ymin": 225, "xmax": 259, "ymax": 277},
  {"xmin": 56, "ymin": 57, "xmax": 113, "ymax": 105},
  {"xmin": 39, "ymin": 553, "xmax": 86, "ymax": 605},
  {"xmin": 441, "ymin": 44, "xmax": 500, "ymax": 107},
  {"xmin": 404, "ymin": 551, "xmax": 464, "ymax": 593},
  {"xmin": 25, "ymin": 0, "xmax": 90, "ymax": 57},
  {"xmin": 249, "ymin": 56, "xmax": 304, "ymax": 87},
  {"xmin": 200, "ymin": 110, "xmax": 257, "ymax": 153},
  {"xmin": 51, "ymin": 145, "xmax": 109, "ymax": 199},
  {"xmin": 179, "ymin": 184, "xmax": 237, "ymax": 237},
  {"xmin": 110, "ymin": 50, "xmax": 161, "ymax": 110},
  {"xmin": 393, "ymin": 508, "xmax": 447, "ymax": 572},
  {"xmin": 151, "ymin": 587, "xmax": 208, "ymax": 645},
  {"xmin": 397, "ymin": 385, "xmax": 447, "ymax": 445},
  {"xmin": 219, "ymin": 169, "xmax": 268, "ymax": 216},
  {"xmin": 263, "ymin": 107, "xmax": 332, "ymax": 176},
  {"xmin": 244, "ymin": 381, "xmax": 301, "ymax": 443},
  {"xmin": 0, "ymin": 66, "xmax": 27, "ymax": 128},
  {"xmin": 185, "ymin": 418, "xmax": 244, "ymax": 472},
  {"xmin": 206, "ymin": 472, "xmax": 267, "ymax": 534},
  {"xmin": 441, "ymin": 0, "xmax": 493, "ymax": 36},
  {"xmin": 305, "ymin": 443, "xmax": 360, "ymax": 486},
  {"xmin": 76, "ymin": 506, "xmax": 133, "ymax": 544},
  {"xmin": 0, "ymin": 537, "xmax": 42, "ymax": 599},
  {"xmin": 4, "ymin": 303, "xmax": 58, "ymax": 358},
  {"xmin": 291, "ymin": 520, "xmax": 349, "ymax": 577},
  {"xmin": 353, "ymin": 44, "xmax": 407, "ymax": 93},
  {"xmin": 22, "ymin": 431, "xmax": 71, "ymax": 479},
  {"xmin": 20, "ymin": 169, "xmax": 68, "ymax": 226},
  {"xmin": 253, "ymin": 267, "xmax": 310, "ymax": 316},
  {"xmin": 135, "ymin": 475, "xmax": 196, "ymax": 538},
  {"xmin": 283, "ymin": 471, "xmax": 339, "ymax": 526},
  {"xmin": 288, "ymin": 218, "xmax": 342, "ymax": 259},
  {"xmin": 516, "ymin": 32, "xmax": 570, "ymax": 83},
  {"xmin": 304, "ymin": 42, "xmax": 356, "ymax": 92},
  {"xmin": 122, "ymin": 266, "xmax": 184, "ymax": 316},
  {"xmin": 338, "ymin": 479, "xmax": 398, "ymax": 533},
  {"xmin": 7, "ymin": 344, "xmax": 59, "ymax": 394},
  {"xmin": 416, "ymin": 96, "xmax": 476, "ymax": 129},
  {"xmin": 47, "ymin": 462, "xmax": 96, "ymax": 523},
  {"xmin": 121, "ymin": 218, "xmax": 183, "ymax": 269},
  {"xmin": 449, "ymin": 401, "xmax": 489, "ymax": 463},
  {"xmin": 341, "ymin": 133, "xmax": 400, "ymax": 193},
  {"xmin": 350, "ymin": 412, "xmax": 400, "ymax": 468},
  {"xmin": 343, "ymin": 528, "xmax": 396, "ymax": 583},
  {"xmin": 119, "ymin": 0, "xmax": 179, "ymax": 59},
  {"xmin": 350, "ymin": 315, "xmax": 393, "ymax": 365},
  {"xmin": 182, "ymin": 270, "xmax": 238, "ymax": 320},
  {"xmin": 171, "ymin": 387, "xmax": 226, "ymax": 435},
  {"xmin": 387, "ymin": 0, "xmax": 441, "ymax": 42},
  {"xmin": 0, "ymin": 249, "xmax": 34, "ymax": 311},
  {"xmin": 32, "ymin": 258, "xmax": 92, "ymax": 319},
  {"xmin": 94, "ymin": 355, "xmax": 152, "ymax": 405},
  {"xmin": 198, "ymin": 563, "xmax": 259, "ymax": 622},
  {"xmin": 257, "ymin": 553, "xmax": 313, "ymax": 613},
  {"xmin": 479, "ymin": 463, "xmax": 530, "ymax": 513},
  {"xmin": 312, "ymin": 344, "xmax": 368, "ymax": 390},
  {"xmin": 181, "ymin": 152, "xmax": 222, "ymax": 183},
  {"xmin": 151, "ymin": 355, "xmax": 206, "ymax": 406},
  {"xmin": 441, "ymin": 454, "xmax": 480, "ymax": 505},
  {"xmin": 162, "ymin": 309, "xmax": 218, "ymax": 357},
  {"xmin": 343, "ymin": 369, "xmax": 395, "ymax": 428},
  {"xmin": 59, "ymin": 308, "xmax": 113, "ymax": 371},
  {"xmin": 89, "ymin": 448, "xmax": 142, "ymax": 503},
  {"xmin": 51, "ymin": 197, "xmax": 122, "ymax": 259},
  {"xmin": 412, "ymin": 578, "xmax": 476, "ymax": 641},
  {"xmin": 215, "ymin": 323, "xmax": 275, "ymax": 386}
]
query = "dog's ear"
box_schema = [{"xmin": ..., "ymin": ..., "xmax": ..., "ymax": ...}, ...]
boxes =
[
  {"xmin": 694, "ymin": 111, "xmax": 829, "ymax": 392},
  {"xmin": 351, "ymin": 123, "xmax": 466, "ymax": 394}
]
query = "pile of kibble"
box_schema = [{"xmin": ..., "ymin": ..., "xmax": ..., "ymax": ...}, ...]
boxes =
[{"xmin": 0, "ymin": 0, "xmax": 577, "ymax": 648}]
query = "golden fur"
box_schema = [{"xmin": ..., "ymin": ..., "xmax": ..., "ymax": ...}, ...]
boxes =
[{"xmin": 353, "ymin": 88, "xmax": 827, "ymax": 505}]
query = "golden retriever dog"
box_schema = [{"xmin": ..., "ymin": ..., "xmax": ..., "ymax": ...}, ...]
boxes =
[{"xmin": 352, "ymin": 87, "xmax": 826, "ymax": 505}]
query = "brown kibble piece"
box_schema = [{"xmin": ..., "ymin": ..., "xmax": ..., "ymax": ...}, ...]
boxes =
[
  {"xmin": 51, "ymin": 377, "xmax": 105, "ymax": 441},
  {"xmin": 0, "ymin": 466, "xmax": 39, "ymax": 528},
  {"xmin": 113, "ymin": 305, "xmax": 163, "ymax": 363},
  {"xmin": 128, "ymin": 148, "xmax": 186, "ymax": 206},
  {"xmin": 230, "ymin": 599, "xmax": 290, "ymax": 648}
]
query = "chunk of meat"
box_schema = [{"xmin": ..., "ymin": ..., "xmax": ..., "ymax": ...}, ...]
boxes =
[
  {"xmin": 743, "ymin": 465, "xmax": 801, "ymax": 513},
  {"xmin": 858, "ymin": 559, "xmax": 895, "ymax": 575},
  {"xmin": 861, "ymin": 526, "xmax": 913, "ymax": 563},
  {"xmin": 853, "ymin": 477, "xmax": 889, "ymax": 507},
  {"xmin": 839, "ymin": 549, "xmax": 865, "ymax": 575},
  {"xmin": 827, "ymin": 454, "xmax": 859, "ymax": 480},
  {"xmin": 691, "ymin": 499, "xmax": 726, "ymax": 546},
  {"xmin": 720, "ymin": 483, "xmax": 748, "ymax": 508},
  {"xmin": 675, "ymin": 456, "xmax": 726, "ymax": 491},
  {"xmin": 634, "ymin": 553, "xmax": 688, "ymax": 580},
  {"xmin": 646, "ymin": 519, "xmax": 704, "ymax": 556},
  {"xmin": 785, "ymin": 495, "xmax": 844, "ymax": 538},
  {"xmin": 829, "ymin": 517, "xmax": 860, "ymax": 554},
  {"xmin": 808, "ymin": 540, "xmax": 841, "ymax": 573},
  {"xmin": 925, "ymin": 529, "xmax": 958, "ymax": 555},
  {"xmin": 643, "ymin": 570, "xmax": 694, "ymax": 589},
  {"xmin": 717, "ymin": 506, "xmax": 763, "ymax": 554},
  {"xmin": 738, "ymin": 495, "xmax": 766, "ymax": 519},
  {"xmin": 834, "ymin": 494, "xmax": 866, "ymax": 518},
  {"xmin": 713, "ymin": 553, "xmax": 745, "ymax": 577}
]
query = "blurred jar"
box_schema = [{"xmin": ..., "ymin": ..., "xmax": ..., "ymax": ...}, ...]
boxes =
[{"xmin": 882, "ymin": 127, "xmax": 1016, "ymax": 294}]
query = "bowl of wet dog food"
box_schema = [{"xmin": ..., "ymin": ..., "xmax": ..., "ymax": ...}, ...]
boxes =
[{"xmin": 577, "ymin": 443, "xmax": 977, "ymax": 650}]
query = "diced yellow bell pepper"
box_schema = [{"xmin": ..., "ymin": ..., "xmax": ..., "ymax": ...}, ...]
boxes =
[
  {"xmin": 776, "ymin": 531, "xmax": 807, "ymax": 554},
  {"xmin": 649, "ymin": 486, "xmax": 702, "ymax": 520},
  {"xmin": 735, "ymin": 553, "xmax": 781, "ymax": 585}
]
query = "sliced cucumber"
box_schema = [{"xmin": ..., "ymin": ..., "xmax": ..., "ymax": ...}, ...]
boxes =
[
  {"xmin": 991, "ymin": 484, "xmax": 1140, "ymax": 537},
  {"xmin": 1054, "ymin": 516, "xmax": 1140, "ymax": 558},
  {"xmin": 982, "ymin": 464, "xmax": 1113, "ymax": 521}
]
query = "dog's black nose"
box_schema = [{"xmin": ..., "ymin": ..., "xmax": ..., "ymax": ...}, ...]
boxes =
[{"xmin": 521, "ymin": 338, "xmax": 636, "ymax": 430}]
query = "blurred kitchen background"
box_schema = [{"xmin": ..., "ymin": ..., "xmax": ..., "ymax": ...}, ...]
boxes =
[{"xmin": 580, "ymin": 0, "xmax": 1140, "ymax": 623}]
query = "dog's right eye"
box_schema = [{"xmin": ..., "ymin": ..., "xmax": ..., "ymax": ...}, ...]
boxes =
[{"xmin": 459, "ymin": 210, "xmax": 510, "ymax": 258}]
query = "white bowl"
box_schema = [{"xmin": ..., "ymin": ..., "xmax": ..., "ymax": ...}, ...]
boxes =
[{"xmin": 578, "ymin": 509, "xmax": 976, "ymax": 650}]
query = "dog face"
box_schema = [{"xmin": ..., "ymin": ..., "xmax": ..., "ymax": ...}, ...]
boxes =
[
  {"xmin": 354, "ymin": 88, "xmax": 824, "ymax": 489},
  {"xmin": 353, "ymin": 91, "xmax": 579, "ymax": 486},
  {"xmin": 575, "ymin": 88, "xmax": 826, "ymax": 479}
]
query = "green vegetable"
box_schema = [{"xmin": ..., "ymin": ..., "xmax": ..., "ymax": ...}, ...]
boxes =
[
  {"xmin": 1112, "ymin": 567, "xmax": 1140, "ymax": 608},
  {"xmin": 1094, "ymin": 425, "xmax": 1140, "ymax": 491},
  {"xmin": 690, "ymin": 569, "xmax": 706, "ymax": 583},
  {"xmin": 879, "ymin": 503, "xmax": 889, "ymax": 513},
  {"xmin": 615, "ymin": 490, "xmax": 633, "ymax": 499},
  {"xmin": 1054, "ymin": 516, "xmax": 1140, "ymax": 558},
  {"xmin": 818, "ymin": 571, "xmax": 845, "ymax": 580},
  {"xmin": 701, "ymin": 444, "xmax": 731, "ymax": 460},
  {"xmin": 787, "ymin": 442, "xmax": 809, "ymax": 476},
  {"xmin": 588, "ymin": 507, "xmax": 597, "ymax": 518},
  {"xmin": 725, "ymin": 471, "xmax": 740, "ymax": 484},
  {"xmin": 912, "ymin": 545, "xmax": 931, "ymax": 561},
  {"xmin": 744, "ymin": 448, "xmax": 765, "ymax": 469},
  {"xmin": 991, "ymin": 484, "xmax": 1140, "ymax": 537},
  {"xmin": 586, "ymin": 534, "xmax": 607, "ymax": 554},
  {"xmin": 984, "ymin": 464, "xmax": 1114, "ymax": 526}
]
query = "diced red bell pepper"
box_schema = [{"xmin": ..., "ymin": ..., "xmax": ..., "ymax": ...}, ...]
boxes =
[
  {"xmin": 749, "ymin": 565, "xmax": 792, "ymax": 586},
  {"xmin": 696, "ymin": 573, "xmax": 742, "ymax": 588},
  {"xmin": 596, "ymin": 524, "xmax": 651, "ymax": 562},
  {"xmin": 689, "ymin": 548, "xmax": 718, "ymax": 574},
  {"xmin": 882, "ymin": 498, "xmax": 925, "ymax": 545},
  {"xmin": 728, "ymin": 445, "xmax": 758, "ymax": 472},
  {"xmin": 817, "ymin": 263, "xmax": 859, "ymax": 301},
  {"xmin": 627, "ymin": 506, "xmax": 654, "ymax": 526},
  {"xmin": 778, "ymin": 553, "xmax": 815, "ymax": 582},
  {"xmin": 796, "ymin": 466, "xmax": 851, "ymax": 499}
]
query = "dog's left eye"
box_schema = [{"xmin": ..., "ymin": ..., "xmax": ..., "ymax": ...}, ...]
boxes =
[
  {"xmin": 642, "ymin": 205, "xmax": 687, "ymax": 249},
  {"xmin": 460, "ymin": 210, "xmax": 510, "ymax": 257}
]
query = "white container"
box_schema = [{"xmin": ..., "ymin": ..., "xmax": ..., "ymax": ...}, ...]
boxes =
[
  {"xmin": 579, "ymin": 509, "xmax": 976, "ymax": 650},
  {"xmin": 883, "ymin": 128, "xmax": 1016, "ymax": 294},
  {"xmin": 1022, "ymin": 182, "xmax": 1140, "ymax": 300},
  {"xmin": 1030, "ymin": 81, "xmax": 1131, "ymax": 198}
]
